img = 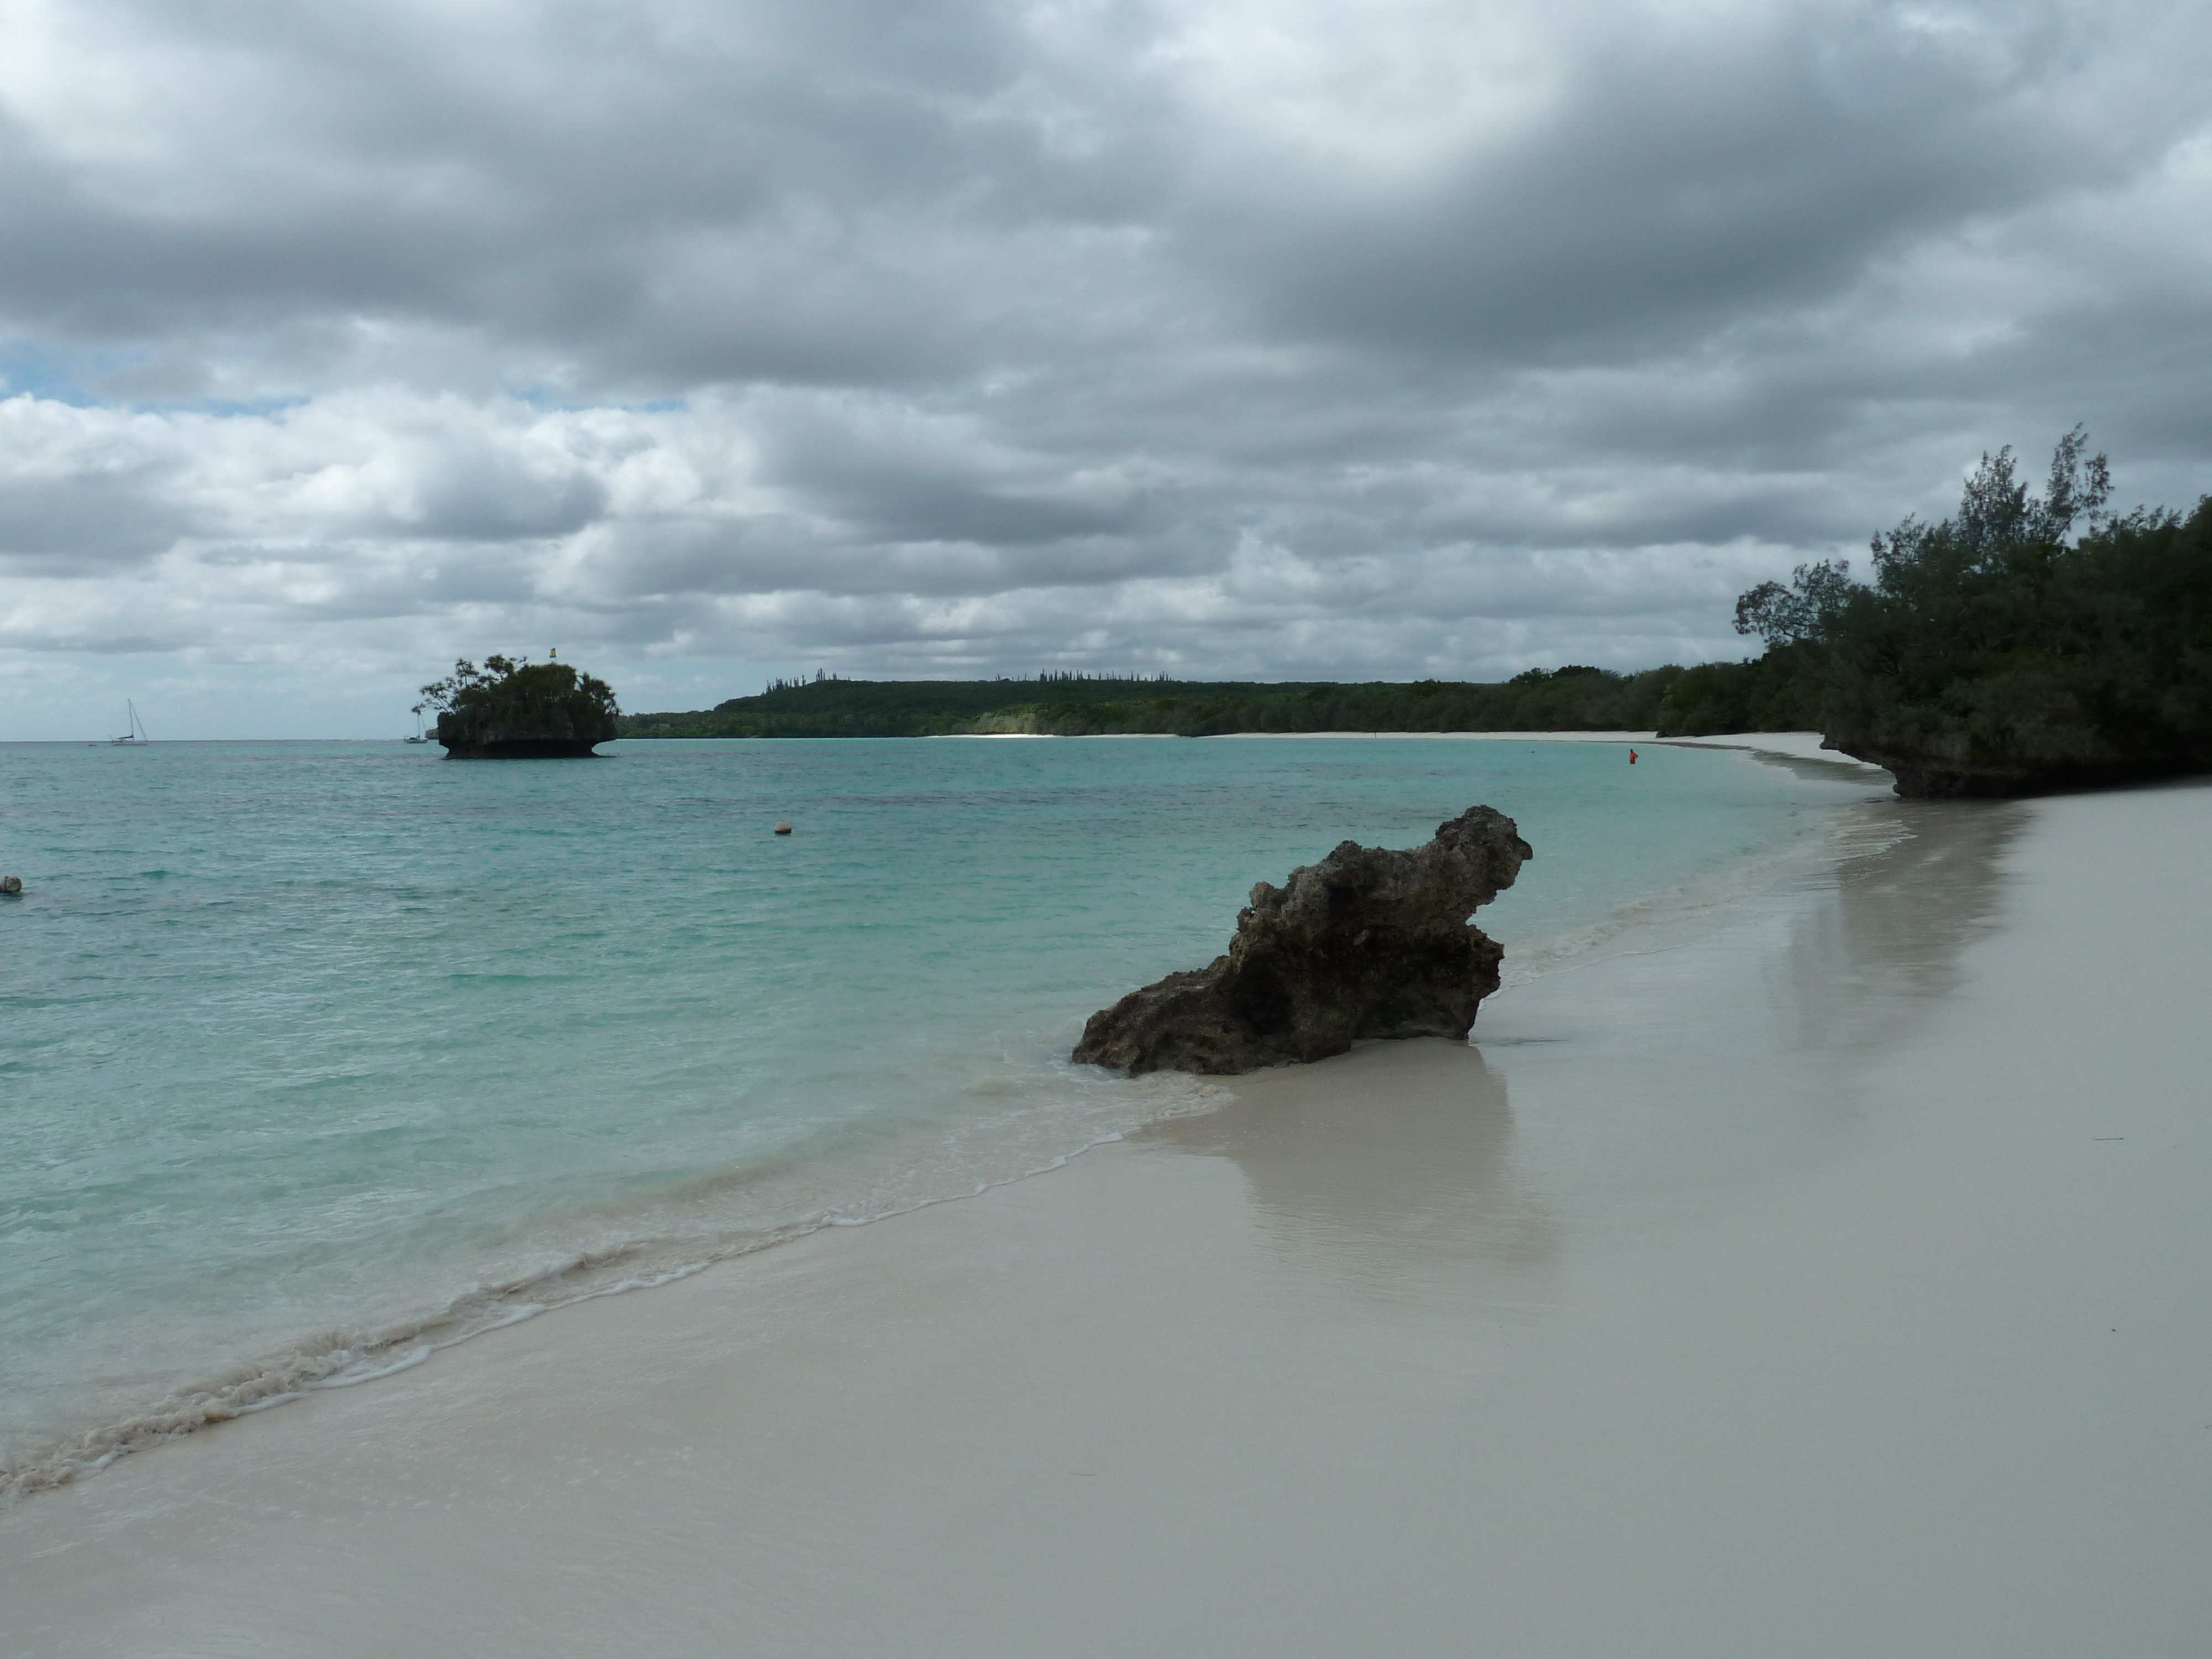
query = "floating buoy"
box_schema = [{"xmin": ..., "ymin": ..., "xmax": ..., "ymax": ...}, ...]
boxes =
[
  {"xmin": 774, "ymin": 820, "xmax": 792, "ymax": 836},
  {"xmin": 1, "ymin": 875, "xmax": 22, "ymax": 895}
]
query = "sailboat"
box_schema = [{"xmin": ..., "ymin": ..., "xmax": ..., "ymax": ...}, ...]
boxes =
[{"xmin": 111, "ymin": 701, "xmax": 150, "ymax": 745}]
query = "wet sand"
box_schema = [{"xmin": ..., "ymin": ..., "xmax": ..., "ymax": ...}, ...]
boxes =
[{"xmin": 4, "ymin": 778, "xmax": 2209, "ymax": 1657}]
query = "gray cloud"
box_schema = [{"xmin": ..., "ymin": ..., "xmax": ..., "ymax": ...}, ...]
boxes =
[
  {"xmin": 1, "ymin": 0, "xmax": 2208, "ymax": 734},
  {"xmin": 0, "ymin": 479, "xmax": 190, "ymax": 575}
]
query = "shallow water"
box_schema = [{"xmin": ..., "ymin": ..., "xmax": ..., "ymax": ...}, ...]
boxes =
[{"xmin": 0, "ymin": 734, "xmax": 1877, "ymax": 1485}]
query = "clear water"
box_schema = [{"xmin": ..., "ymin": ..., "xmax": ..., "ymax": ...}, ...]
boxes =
[{"xmin": 0, "ymin": 735, "xmax": 1878, "ymax": 1488}]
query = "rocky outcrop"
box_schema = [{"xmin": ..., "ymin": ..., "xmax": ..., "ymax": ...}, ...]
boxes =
[
  {"xmin": 1818, "ymin": 728, "xmax": 2205, "ymax": 799},
  {"xmin": 1817, "ymin": 734, "xmax": 2031, "ymax": 799},
  {"xmin": 436, "ymin": 723, "xmax": 611, "ymax": 759},
  {"xmin": 1072, "ymin": 806, "xmax": 1532, "ymax": 1076},
  {"xmin": 434, "ymin": 661, "xmax": 619, "ymax": 759}
]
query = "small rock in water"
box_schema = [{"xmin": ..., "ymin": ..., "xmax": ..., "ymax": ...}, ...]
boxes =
[
  {"xmin": 774, "ymin": 820, "xmax": 793, "ymax": 835},
  {"xmin": 1, "ymin": 875, "xmax": 22, "ymax": 895}
]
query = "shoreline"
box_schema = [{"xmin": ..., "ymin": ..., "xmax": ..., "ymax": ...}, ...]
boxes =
[
  {"xmin": 7, "ymin": 778, "xmax": 2206, "ymax": 1653},
  {"xmin": 933, "ymin": 727, "xmax": 1888, "ymax": 777},
  {"xmin": 0, "ymin": 732, "xmax": 1876, "ymax": 1501}
]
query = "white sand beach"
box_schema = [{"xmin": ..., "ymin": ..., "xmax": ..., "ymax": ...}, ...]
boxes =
[
  {"xmin": 1205, "ymin": 728, "xmax": 1887, "ymax": 771},
  {"xmin": 4, "ymin": 766, "xmax": 2208, "ymax": 1657}
]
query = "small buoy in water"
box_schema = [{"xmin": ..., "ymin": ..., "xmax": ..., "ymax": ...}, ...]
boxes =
[
  {"xmin": 1, "ymin": 875, "xmax": 22, "ymax": 895},
  {"xmin": 774, "ymin": 820, "xmax": 793, "ymax": 836}
]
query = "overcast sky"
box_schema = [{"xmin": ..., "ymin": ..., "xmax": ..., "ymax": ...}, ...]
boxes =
[{"xmin": 3, "ymin": 0, "xmax": 2208, "ymax": 737}]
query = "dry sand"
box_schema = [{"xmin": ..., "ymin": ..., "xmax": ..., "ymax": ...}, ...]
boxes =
[
  {"xmin": 4, "ymin": 777, "xmax": 2208, "ymax": 1657},
  {"xmin": 1202, "ymin": 727, "xmax": 1890, "ymax": 774}
]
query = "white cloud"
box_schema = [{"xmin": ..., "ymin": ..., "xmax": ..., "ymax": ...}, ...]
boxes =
[{"xmin": 1, "ymin": 0, "xmax": 2208, "ymax": 735}]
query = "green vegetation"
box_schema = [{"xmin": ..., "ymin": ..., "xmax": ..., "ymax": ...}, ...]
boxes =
[
  {"xmin": 1715, "ymin": 429, "xmax": 2212, "ymax": 794},
  {"xmin": 620, "ymin": 665, "xmax": 1688, "ymax": 739},
  {"xmin": 1646, "ymin": 645, "xmax": 1826, "ymax": 738},
  {"xmin": 418, "ymin": 653, "xmax": 620, "ymax": 757}
]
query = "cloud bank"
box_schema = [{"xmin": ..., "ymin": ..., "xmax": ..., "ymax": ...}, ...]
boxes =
[{"xmin": 3, "ymin": 0, "xmax": 2208, "ymax": 734}]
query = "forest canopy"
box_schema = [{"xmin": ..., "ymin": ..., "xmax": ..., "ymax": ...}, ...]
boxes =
[
  {"xmin": 1719, "ymin": 429, "xmax": 2212, "ymax": 794},
  {"xmin": 620, "ymin": 667, "xmax": 1693, "ymax": 739}
]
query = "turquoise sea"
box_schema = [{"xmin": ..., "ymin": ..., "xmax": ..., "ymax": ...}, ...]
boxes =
[{"xmin": 0, "ymin": 735, "xmax": 1879, "ymax": 1491}]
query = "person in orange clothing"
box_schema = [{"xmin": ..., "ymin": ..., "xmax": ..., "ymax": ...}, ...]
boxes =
[{"xmin": 1629, "ymin": 748, "xmax": 1639, "ymax": 764}]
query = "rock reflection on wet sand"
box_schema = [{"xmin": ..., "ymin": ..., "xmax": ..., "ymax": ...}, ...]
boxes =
[{"xmin": 1142, "ymin": 1040, "xmax": 1556, "ymax": 1300}]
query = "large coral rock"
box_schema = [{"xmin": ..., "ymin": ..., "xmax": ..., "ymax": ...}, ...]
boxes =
[{"xmin": 1073, "ymin": 806, "xmax": 1532, "ymax": 1076}]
